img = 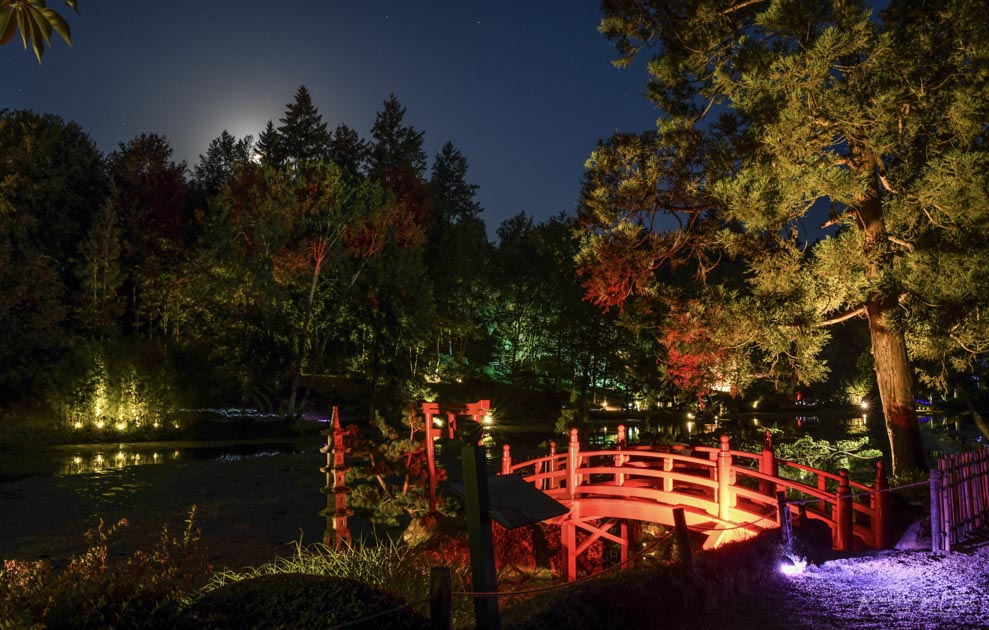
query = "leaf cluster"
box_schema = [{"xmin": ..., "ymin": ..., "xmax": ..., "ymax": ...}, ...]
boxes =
[{"xmin": 0, "ymin": 0, "xmax": 76, "ymax": 63}]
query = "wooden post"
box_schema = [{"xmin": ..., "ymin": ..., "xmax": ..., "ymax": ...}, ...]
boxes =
[
  {"xmin": 835, "ymin": 469, "xmax": 853, "ymax": 551},
  {"xmin": 873, "ymin": 461, "xmax": 890, "ymax": 549},
  {"xmin": 501, "ymin": 444, "xmax": 511, "ymax": 476},
  {"xmin": 717, "ymin": 435, "xmax": 731, "ymax": 521},
  {"xmin": 620, "ymin": 521, "xmax": 629, "ymax": 569},
  {"xmin": 615, "ymin": 424, "xmax": 626, "ymax": 486},
  {"xmin": 817, "ymin": 474, "xmax": 827, "ymax": 514},
  {"xmin": 941, "ymin": 458, "xmax": 955, "ymax": 553},
  {"xmin": 548, "ymin": 441, "xmax": 558, "ymax": 490},
  {"xmin": 672, "ymin": 507, "xmax": 693, "ymax": 574},
  {"xmin": 563, "ymin": 519, "xmax": 577, "ymax": 582},
  {"xmin": 760, "ymin": 429, "xmax": 776, "ymax": 496},
  {"xmin": 777, "ymin": 491, "xmax": 793, "ymax": 553},
  {"xmin": 568, "ymin": 428, "xmax": 580, "ymax": 499},
  {"xmin": 430, "ymin": 567, "xmax": 452, "ymax": 630},
  {"xmin": 461, "ymin": 443, "xmax": 501, "ymax": 629},
  {"xmin": 930, "ymin": 468, "xmax": 943, "ymax": 552}
]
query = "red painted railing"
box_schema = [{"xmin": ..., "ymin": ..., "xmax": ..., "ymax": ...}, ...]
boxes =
[{"xmin": 501, "ymin": 427, "xmax": 890, "ymax": 554}]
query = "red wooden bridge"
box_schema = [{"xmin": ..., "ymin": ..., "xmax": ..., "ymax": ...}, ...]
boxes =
[{"xmin": 500, "ymin": 427, "xmax": 891, "ymax": 581}]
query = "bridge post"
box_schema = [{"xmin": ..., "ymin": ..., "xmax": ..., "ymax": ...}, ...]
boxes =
[
  {"xmin": 663, "ymin": 456, "xmax": 673, "ymax": 493},
  {"xmin": 548, "ymin": 441, "xmax": 558, "ymax": 490},
  {"xmin": 717, "ymin": 435, "xmax": 732, "ymax": 521},
  {"xmin": 873, "ymin": 461, "xmax": 890, "ymax": 549},
  {"xmin": 501, "ymin": 444, "xmax": 511, "ymax": 476},
  {"xmin": 568, "ymin": 428, "xmax": 580, "ymax": 498},
  {"xmin": 836, "ymin": 469, "xmax": 854, "ymax": 551},
  {"xmin": 615, "ymin": 424, "xmax": 626, "ymax": 486},
  {"xmin": 760, "ymin": 429, "xmax": 777, "ymax": 496}
]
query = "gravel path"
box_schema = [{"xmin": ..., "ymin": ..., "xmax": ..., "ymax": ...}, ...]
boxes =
[{"xmin": 696, "ymin": 539, "xmax": 989, "ymax": 629}]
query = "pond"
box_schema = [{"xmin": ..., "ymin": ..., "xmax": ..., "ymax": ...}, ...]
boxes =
[{"xmin": 0, "ymin": 437, "xmax": 320, "ymax": 482}]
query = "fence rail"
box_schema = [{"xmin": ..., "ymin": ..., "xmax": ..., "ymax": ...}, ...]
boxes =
[{"xmin": 931, "ymin": 447, "xmax": 989, "ymax": 553}]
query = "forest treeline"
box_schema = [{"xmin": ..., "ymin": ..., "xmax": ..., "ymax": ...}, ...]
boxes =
[{"xmin": 0, "ymin": 88, "xmax": 672, "ymax": 425}]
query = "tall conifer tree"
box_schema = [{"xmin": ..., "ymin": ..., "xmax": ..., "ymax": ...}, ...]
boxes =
[{"xmin": 580, "ymin": 0, "xmax": 989, "ymax": 475}]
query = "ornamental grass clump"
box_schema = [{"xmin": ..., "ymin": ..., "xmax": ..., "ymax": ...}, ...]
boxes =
[{"xmin": 0, "ymin": 507, "xmax": 207, "ymax": 629}]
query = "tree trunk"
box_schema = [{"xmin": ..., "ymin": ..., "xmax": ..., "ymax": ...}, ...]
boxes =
[
  {"xmin": 858, "ymin": 161, "xmax": 927, "ymax": 476},
  {"xmin": 866, "ymin": 297, "xmax": 927, "ymax": 475}
]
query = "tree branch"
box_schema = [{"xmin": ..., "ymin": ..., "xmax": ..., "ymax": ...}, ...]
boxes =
[
  {"xmin": 721, "ymin": 0, "xmax": 766, "ymax": 15},
  {"xmin": 815, "ymin": 306, "xmax": 867, "ymax": 327}
]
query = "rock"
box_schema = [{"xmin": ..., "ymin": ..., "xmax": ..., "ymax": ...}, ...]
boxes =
[{"xmin": 895, "ymin": 520, "xmax": 931, "ymax": 551}]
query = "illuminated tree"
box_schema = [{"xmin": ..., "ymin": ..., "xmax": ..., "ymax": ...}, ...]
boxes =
[
  {"xmin": 580, "ymin": 0, "xmax": 989, "ymax": 475},
  {"xmin": 0, "ymin": 0, "xmax": 77, "ymax": 62}
]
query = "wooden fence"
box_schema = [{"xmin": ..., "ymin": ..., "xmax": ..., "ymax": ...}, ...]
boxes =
[{"xmin": 931, "ymin": 447, "xmax": 989, "ymax": 552}]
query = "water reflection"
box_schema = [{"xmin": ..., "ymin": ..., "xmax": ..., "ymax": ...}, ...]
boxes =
[
  {"xmin": 60, "ymin": 448, "xmax": 180, "ymax": 475},
  {"xmin": 51, "ymin": 443, "xmax": 297, "ymax": 477}
]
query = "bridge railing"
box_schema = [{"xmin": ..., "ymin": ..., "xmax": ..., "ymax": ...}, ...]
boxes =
[{"xmin": 500, "ymin": 427, "xmax": 890, "ymax": 551}]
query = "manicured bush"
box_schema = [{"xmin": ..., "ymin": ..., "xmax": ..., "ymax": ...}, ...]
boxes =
[{"xmin": 180, "ymin": 573, "xmax": 429, "ymax": 629}]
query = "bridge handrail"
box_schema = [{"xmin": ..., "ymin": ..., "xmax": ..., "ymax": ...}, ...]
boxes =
[
  {"xmin": 776, "ymin": 459, "xmax": 873, "ymax": 493},
  {"xmin": 729, "ymin": 465, "xmax": 838, "ymax": 504},
  {"xmin": 693, "ymin": 445, "xmax": 762, "ymax": 462},
  {"xmin": 579, "ymin": 449, "xmax": 717, "ymax": 468},
  {"xmin": 507, "ymin": 453, "xmax": 566, "ymax": 476},
  {"xmin": 575, "ymin": 464, "xmax": 720, "ymax": 490}
]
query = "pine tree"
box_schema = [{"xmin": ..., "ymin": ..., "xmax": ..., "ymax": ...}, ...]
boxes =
[
  {"xmin": 256, "ymin": 120, "xmax": 283, "ymax": 167},
  {"xmin": 278, "ymin": 85, "xmax": 330, "ymax": 167},
  {"xmin": 369, "ymin": 95, "xmax": 426, "ymax": 189},
  {"xmin": 328, "ymin": 123, "xmax": 368, "ymax": 180},
  {"xmin": 580, "ymin": 0, "xmax": 989, "ymax": 475},
  {"xmin": 193, "ymin": 130, "xmax": 254, "ymax": 197},
  {"xmin": 429, "ymin": 141, "xmax": 481, "ymax": 224}
]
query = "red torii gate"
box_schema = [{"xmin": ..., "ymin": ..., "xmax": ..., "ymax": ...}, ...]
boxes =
[{"xmin": 421, "ymin": 399, "xmax": 490, "ymax": 513}]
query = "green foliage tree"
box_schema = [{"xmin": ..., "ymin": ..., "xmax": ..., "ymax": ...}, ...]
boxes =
[
  {"xmin": 107, "ymin": 134, "xmax": 191, "ymax": 339},
  {"xmin": 193, "ymin": 129, "xmax": 255, "ymax": 199},
  {"xmin": 0, "ymin": 0, "xmax": 77, "ymax": 63},
  {"xmin": 580, "ymin": 0, "xmax": 989, "ymax": 475},
  {"xmin": 425, "ymin": 142, "xmax": 491, "ymax": 380}
]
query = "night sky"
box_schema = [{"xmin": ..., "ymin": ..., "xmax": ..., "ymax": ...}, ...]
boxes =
[{"xmin": 4, "ymin": 1, "xmax": 658, "ymax": 238}]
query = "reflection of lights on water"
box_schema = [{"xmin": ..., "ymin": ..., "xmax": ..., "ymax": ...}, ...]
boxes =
[
  {"xmin": 172, "ymin": 450, "xmax": 180, "ymax": 459},
  {"xmin": 686, "ymin": 421, "xmax": 695, "ymax": 434},
  {"xmin": 72, "ymin": 457, "xmax": 82, "ymax": 465},
  {"xmin": 153, "ymin": 452, "xmax": 160, "ymax": 461},
  {"xmin": 115, "ymin": 452, "xmax": 125, "ymax": 461},
  {"xmin": 134, "ymin": 453, "xmax": 141, "ymax": 461},
  {"xmin": 95, "ymin": 454, "xmax": 104, "ymax": 463}
]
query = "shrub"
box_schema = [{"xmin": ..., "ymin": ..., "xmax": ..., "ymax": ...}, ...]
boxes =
[
  {"xmin": 181, "ymin": 573, "xmax": 429, "ymax": 629},
  {"xmin": 0, "ymin": 508, "xmax": 207, "ymax": 629}
]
